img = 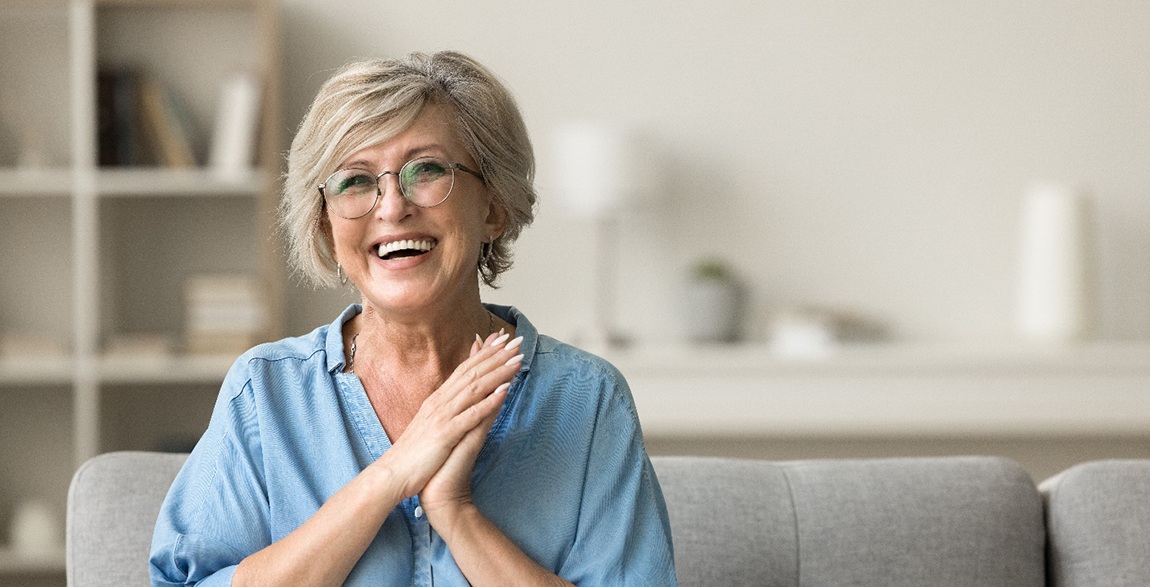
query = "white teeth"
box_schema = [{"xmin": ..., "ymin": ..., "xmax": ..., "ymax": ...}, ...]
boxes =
[{"xmin": 377, "ymin": 238, "xmax": 436, "ymax": 258}]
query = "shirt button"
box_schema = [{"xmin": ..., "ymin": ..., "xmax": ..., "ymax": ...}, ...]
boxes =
[{"xmin": 414, "ymin": 506, "xmax": 424, "ymax": 518}]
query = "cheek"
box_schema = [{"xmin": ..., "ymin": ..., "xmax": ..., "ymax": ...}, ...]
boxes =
[{"xmin": 327, "ymin": 219, "xmax": 360, "ymax": 256}]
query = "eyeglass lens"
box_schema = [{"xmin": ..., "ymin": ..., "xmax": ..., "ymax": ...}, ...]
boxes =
[{"xmin": 323, "ymin": 157, "xmax": 456, "ymax": 218}]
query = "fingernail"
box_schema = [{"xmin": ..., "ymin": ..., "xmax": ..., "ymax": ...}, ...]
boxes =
[
  {"xmin": 504, "ymin": 353, "xmax": 524, "ymax": 367},
  {"xmin": 475, "ymin": 334, "xmax": 482, "ymax": 344},
  {"xmin": 492, "ymin": 332, "xmax": 511, "ymax": 347},
  {"xmin": 506, "ymin": 335, "xmax": 524, "ymax": 351},
  {"xmin": 494, "ymin": 382, "xmax": 511, "ymax": 395}
]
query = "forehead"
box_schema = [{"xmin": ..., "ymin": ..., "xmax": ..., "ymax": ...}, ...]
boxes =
[{"xmin": 340, "ymin": 102, "xmax": 467, "ymax": 167}]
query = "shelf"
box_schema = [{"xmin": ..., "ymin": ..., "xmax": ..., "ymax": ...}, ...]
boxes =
[
  {"xmin": 0, "ymin": 168, "xmax": 270, "ymax": 198},
  {"xmin": 0, "ymin": 357, "xmax": 74, "ymax": 386},
  {"xmin": 0, "ymin": 0, "xmax": 283, "ymax": 568},
  {"xmin": 0, "ymin": 547, "xmax": 65, "ymax": 574},
  {"xmin": 96, "ymin": 0, "xmax": 259, "ymax": 7},
  {"xmin": 98, "ymin": 353, "xmax": 234, "ymax": 384},
  {"xmin": 0, "ymin": 168, "xmax": 73, "ymax": 197},
  {"xmin": 607, "ymin": 340, "xmax": 1150, "ymax": 377},
  {"xmin": 618, "ymin": 341, "xmax": 1150, "ymax": 439},
  {"xmin": 0, "ymin": 354, "xmax": 236, "ymax": 386},
  {"xmin": 95, "ymin": 167, "xmax": 268, "ymax": 197}
]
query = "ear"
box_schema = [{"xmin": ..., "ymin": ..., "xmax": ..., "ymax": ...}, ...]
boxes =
[
  {"xmin": 483, "ymin": 196, "xmax": 508, "ymax": 242},
  {"xmin": 316, "ymin": 213, "xmax": 340, "ymax": 268},
  {"xmin": 318, "ymin": 213, "xmax": 335, "ymax": 249}
]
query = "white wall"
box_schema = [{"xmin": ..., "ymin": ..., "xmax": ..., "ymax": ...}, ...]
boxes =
[{"xmin": 280, "ymin": 1, "xmax": 1150, "ymax": 346}]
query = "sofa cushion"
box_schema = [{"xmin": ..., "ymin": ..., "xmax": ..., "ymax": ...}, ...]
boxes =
[
  {"xmin": 1041, "ymin": 459, "xmax": 1150, "ymax": 587},
  {"xmin": 653, "ymin": 455, "xmax": 1045, "ymax": 587},
  {"xmin": 653, "ymin": 456, "xmax": 799, "ymax": 586}
]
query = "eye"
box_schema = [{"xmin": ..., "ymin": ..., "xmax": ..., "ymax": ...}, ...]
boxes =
[
  {"xmin": 333, "ymin": 171, "xmax": 376, "ymax": 195},
  {"xmin": 402, "ymin": 159, "xmax": 448, "ymax": 185}
]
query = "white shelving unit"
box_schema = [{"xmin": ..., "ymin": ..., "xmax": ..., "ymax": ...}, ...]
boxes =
[
  {"xmin": 613, "ymin": 341, "xmax": 1150, "ymax": 437},
  {"xmin": 0, "ymin": 0, "xmax": 281, "ymax": 582}
]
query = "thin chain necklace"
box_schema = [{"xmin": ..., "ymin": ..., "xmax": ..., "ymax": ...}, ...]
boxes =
[{"xmin": 347, "ymin": 310, "xmax": 495, "ymax": 373}]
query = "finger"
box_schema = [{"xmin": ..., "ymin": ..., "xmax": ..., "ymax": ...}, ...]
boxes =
[
  {"xmin": 454, "ymin": 381, "xmax": 510, "ymax": 432},
  {"xmin": 484, "ymin": 330, "xmax": 509, "ymax": 348},
  {"xmin": 438, "ymin": 354, "xmax": 521, "ymax": 420},
  {"xmin": 429, "ymin": 336, "xmax": 523, "ymax": 416},
  {"xmin": 446, "ymin": 333, "xmax": 520, "ymax": 384},
  {"xmin": 447, "ymin": 352, "xmax": 520, "ymax": 405}
]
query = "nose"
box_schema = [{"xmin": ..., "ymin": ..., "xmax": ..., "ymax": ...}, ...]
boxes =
[{"xmin": 374, "ymin": 171, "xmax": 412, "ymax": 222}]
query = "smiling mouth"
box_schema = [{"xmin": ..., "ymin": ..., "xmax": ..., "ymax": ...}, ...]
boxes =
[{"xmin": 376, "ymin": 238, "xmax": 437, "ymax": 260}]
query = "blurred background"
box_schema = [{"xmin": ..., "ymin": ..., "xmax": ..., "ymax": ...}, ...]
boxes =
[
  {"xmin": 0, "ymin": 1, "xmax": 1148, "ymax": 583},
  {"xmin": 282, "ymin": 0, "xmax": 1150, "ymax": 345}
]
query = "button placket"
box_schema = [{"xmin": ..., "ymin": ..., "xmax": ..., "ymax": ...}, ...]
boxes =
[{"xmin": 407, "ymin": 496, "xmax": 435, "ymax": 585}]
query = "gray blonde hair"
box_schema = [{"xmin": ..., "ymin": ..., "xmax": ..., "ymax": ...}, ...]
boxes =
[{"xmin": 281, "ymin": 51, "xmax": 536, "ymax": 288}]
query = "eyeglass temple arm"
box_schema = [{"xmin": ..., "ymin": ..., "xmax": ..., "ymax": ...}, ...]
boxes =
[{"xmin": 453, "ymin": 163, "xmax": 483, "ymax": 179}]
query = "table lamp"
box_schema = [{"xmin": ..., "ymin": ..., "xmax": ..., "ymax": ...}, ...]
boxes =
[{"xmin": 551, "ymin": 121, "xmax": 651, "ymax": 350}]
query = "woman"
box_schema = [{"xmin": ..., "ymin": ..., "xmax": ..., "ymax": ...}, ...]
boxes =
[{"xmin": 150, "ymin": 51, "xmax": 676, "ymax": 586}]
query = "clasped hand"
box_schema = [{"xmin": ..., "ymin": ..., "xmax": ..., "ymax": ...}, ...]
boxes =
[{"xmin": 377, "ymin": 330, "xmax": 523, "ymax": 524}]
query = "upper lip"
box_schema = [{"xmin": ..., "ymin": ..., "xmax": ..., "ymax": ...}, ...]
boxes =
[{"xmin": 372, "ymin": 233, "xmax": 438, "ymax": 254}]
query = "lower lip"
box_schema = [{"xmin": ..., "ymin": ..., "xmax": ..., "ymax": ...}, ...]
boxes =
[{"xmin": 374, "ymin": 248, "xmax": 434, "ymax": 270}]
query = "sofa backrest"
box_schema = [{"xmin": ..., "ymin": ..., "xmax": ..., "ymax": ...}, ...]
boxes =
[
  {"xmin": 1041, "ymin": 459, "xmax": 1150, "ymax": 587},
  {"xmin": 651, "ymin": 455, "xmax": 1046, "ymax": 587},
  {"xmin": 68, "ymin": 451, "xmax": 1052, "ymax": 586}
]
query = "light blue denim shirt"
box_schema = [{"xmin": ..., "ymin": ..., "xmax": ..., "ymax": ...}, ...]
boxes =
[{"xmin": 150, "ymin": 304, "xmax": 676, "ymax": 586}]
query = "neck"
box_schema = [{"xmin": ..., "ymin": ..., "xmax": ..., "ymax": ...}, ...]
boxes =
[{"xmin": 350, "ymin": 294, "xmax": 494, "ymax": 381}]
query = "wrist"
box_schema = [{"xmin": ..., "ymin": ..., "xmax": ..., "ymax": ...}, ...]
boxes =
[
  {"xmin": 366, "ymin": 456, "xmax": 412, "ymax": 503},
  {"xmin": 425, "ymin": 499, "xmax": 480, "ymax": 543}
]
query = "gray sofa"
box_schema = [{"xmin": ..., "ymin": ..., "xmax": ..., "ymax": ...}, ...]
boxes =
[{"xmin": 66, "ymin": 452, "xmax": 1149, "ymax": 586}]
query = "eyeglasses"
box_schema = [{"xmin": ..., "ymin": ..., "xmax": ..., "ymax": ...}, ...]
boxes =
[{"xmin": 317, "ymin": 156, "xmax": 484, "ymax": 219}]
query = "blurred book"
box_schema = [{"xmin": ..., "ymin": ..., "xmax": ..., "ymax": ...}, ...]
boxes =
[
  {"xmin": 139, "ymin": 76, "xmax": 197, "ymax": 168},
  {"xmin": 185, "ymin": 274, "xmax": 267, "ymax": 356},
  {"xmin": 208, "ymin": 71, "xmax": 262, "ymax": 179},
  {"xmin": 99, "ymin": 69, "xmax": 198, "ymax": 168},
  {"xmin": 97, "ymin": 68, "xmax": 143, "ymax": 167}
]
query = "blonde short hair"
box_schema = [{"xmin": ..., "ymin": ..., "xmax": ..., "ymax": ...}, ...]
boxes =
[{"xmin": 281, "ymin": 51, "xmax": 536, "ymax": 288}]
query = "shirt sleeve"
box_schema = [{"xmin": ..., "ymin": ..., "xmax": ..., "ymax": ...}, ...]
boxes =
[
  {"xmin": 559, "ymin": 366, "xmax": 678, "ymax": 585},
  {"xmin": 150, "ymin": 356, "xmax": 271, "ymax": 586}
]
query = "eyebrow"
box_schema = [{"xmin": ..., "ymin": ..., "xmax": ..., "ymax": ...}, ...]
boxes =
[{"xmin": 338, "ymin": 144, "xmax": 448, "ymax": 171}]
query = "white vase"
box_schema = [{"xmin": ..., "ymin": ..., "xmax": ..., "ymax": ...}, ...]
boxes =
[
  {"xmin": 1015, "ymin": 183, "xmax": 1097, "ymax": 343},
  {"xmin": 682, "ymin": 279, "xmax": 742, "ymax": 343}
]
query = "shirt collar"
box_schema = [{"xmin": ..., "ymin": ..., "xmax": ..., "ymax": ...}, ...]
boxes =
[
  {"xmin": 324, "ymin": 303, "xmax": 537, "ymax": 374},
  {"xmin": 485, "ymin": 303, "xmax": 537, "ymax": 375},
  {"xmin": 326, "ymin": 304, "xmax": 363, "ymax": 373}
]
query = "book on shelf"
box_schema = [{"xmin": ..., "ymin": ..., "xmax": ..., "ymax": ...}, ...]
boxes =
[
  {"xmin": 98, "ymin": 68, "xmax": 198, "ymax": 168},
  {"xmin": 139, "ymin": 76, "xmax": 197, "ymax": 168},
  {"xmin": 97, "ymin": 68, "xmax": 143, "ymax": 167},
  {"xmin": 208, "ymin": 70, "xmax": 262, "ymax": 179}
]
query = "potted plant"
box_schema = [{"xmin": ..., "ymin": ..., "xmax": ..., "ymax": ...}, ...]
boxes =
[{"xmin": 682, "ymin": 258, "xmax": 744, "ymax": 343}]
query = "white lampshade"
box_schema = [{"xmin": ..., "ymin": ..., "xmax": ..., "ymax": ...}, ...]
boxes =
[{"xmin": 551, "ymin": 121, "xmax": 651, "ymax": 218}]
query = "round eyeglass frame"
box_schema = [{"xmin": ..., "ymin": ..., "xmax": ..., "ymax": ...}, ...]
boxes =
[{"xmin": 317, "ymin": 156, "xmax": 484, "ymax": 219}]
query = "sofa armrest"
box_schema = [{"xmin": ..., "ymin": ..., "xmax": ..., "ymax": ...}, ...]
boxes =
[{"xmin": 66, "ymin": 451, "xmax": 188, "ymax": 587}]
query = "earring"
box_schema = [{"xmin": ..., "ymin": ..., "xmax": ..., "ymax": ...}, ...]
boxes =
[
  {"xmin": 479, "ymin": 242, "xmax": 492, "ymax": 266},
  {"xmin": 337, "ymin": 262, "xmax": 348, "ymax": 285}
]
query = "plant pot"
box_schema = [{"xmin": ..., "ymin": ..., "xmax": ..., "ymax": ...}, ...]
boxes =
[{"xmin": 682, "ymin": 279, "xmax": 742, "ymax": 343}]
